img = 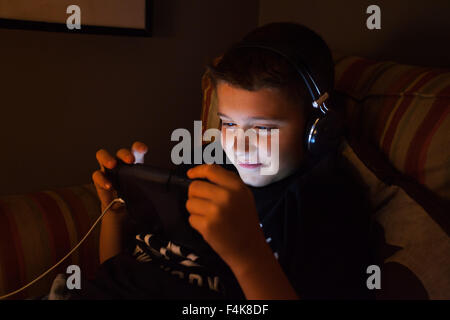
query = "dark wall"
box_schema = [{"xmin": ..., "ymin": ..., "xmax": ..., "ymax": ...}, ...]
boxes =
[
  {"xmin": 259, "ymin": 0, "xmax": 450, "ymax": 68},
  {"xmin": 0, "ymin": 0, "xmax": 259, "ymax": 195}
]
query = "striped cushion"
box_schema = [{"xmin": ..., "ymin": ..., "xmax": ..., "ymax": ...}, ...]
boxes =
[
  {"xmin": 334, "ymin": 56, "xmax": 450, "ymax": 202},
  {"xmin": 0, "ymin": 184, "xmax": 101, "ymax": 299}
]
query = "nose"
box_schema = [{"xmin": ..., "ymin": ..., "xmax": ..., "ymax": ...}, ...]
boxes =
[{"xmin": 233, "ymin": 129, "xmax": 259, "ymax": 162}]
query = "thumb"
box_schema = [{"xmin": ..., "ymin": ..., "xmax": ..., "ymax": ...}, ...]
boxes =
[{"xmin": 132, "ymin": 141, "xmax": 148, "ymax": 164}]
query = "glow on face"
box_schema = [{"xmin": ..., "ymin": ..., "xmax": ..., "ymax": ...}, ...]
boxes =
[{"xmin": 216, "ymin": 82, "xmax": 306, "ymax": 187}]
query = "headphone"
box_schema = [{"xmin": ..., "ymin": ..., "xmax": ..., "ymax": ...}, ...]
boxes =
[{"xmin": 231, "ymin": 41, "xmax": 343, "ymax": 157}]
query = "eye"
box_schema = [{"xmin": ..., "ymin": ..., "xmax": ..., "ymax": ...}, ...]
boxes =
[
  {"xmin": 255, "ymin": 126, "xmax": 278, "ymax": 131},
  {"xmin": 222, "ymin": 122, "xmax": 236, "ymax": 127}
]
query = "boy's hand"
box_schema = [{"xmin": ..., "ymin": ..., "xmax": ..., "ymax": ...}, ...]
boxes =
[
  {"xmin": 93, "ymin": 141, "xmax": 148, "ymax": 212},
  {"xmin": 186, "ymin": 164, "xmax": 268, "ymax": 270}
]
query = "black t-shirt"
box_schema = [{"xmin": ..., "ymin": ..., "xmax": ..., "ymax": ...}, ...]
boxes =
[
  {"xmin": 248, "ymin": 149, "xmax": 374, "ymax": 299},
  {"xmin": 70, "ymin": 144, "xmax": 374, "ymax": 300}
]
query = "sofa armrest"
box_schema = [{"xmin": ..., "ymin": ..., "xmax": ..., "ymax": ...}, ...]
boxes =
[{"xmin": 0, "ymin": 183, "xmax": 101, "ymax": 299}]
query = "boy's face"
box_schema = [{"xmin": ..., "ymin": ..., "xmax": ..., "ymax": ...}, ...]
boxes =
[{"xmin": 217, "ymin": 82, "xmax": 307, "ymax": 187}]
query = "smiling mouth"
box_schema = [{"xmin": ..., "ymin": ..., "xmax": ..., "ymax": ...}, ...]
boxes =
[{"xmin": 238, "ymin": 162, "xmax": 262, "ymax": 169}]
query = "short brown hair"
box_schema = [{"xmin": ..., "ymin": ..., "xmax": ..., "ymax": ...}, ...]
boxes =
[{"xmin": 205, "ymin": 22, "xmax": 335, "ymax": 120}]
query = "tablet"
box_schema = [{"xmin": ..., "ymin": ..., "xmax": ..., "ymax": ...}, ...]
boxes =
[{"xmin": 104, "ymin": 160, "xmax": 229, "ymax": 268}]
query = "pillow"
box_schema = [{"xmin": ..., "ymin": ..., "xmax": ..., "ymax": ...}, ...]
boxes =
[
  {"xmin": 339, "ymin": 140, "xmax": 450, "ymax": 299},
  {"xmin": 334, "ymin": 56, "xmax": 450, "ymax": 203}
]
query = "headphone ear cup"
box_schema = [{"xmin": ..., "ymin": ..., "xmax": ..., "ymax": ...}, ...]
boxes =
[
  {"xmin": 305, "ymin": 109, "xmax": 343, "ymax": 157},
  {"xmin": 304, "ymin": 111, "xmax": 321, "ymax": 155}
]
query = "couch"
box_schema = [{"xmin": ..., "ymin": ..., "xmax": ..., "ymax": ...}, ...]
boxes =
[{"xmin": 1, "ymin": 55, "xmax": 449, "ymax": 300}]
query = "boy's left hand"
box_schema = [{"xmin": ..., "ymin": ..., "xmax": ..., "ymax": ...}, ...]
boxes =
[{"xmin": 186, "ymin": 164, "xmax": 268, "ymax": 270}]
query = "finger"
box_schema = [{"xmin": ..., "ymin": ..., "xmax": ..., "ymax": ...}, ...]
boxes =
[
  {"xmin": 132, "ymin": 141, "xmax": 148, "ymax": 153},
  {"xmin": 92, "ymin": 170, "xmax": 114, "ymax": 208},
  {"xmin": 92, "ymin": 170, "xmax": 112, "ymax": 190},
  {"xmin": 188, "ymin": 180, "xmax": 228, "ymax": 202},
  {"xmin": 188, "ymin": 214, "xmax": 206, "ymax": 234},
  {"xmin": 116, "ymin": 148, "xmax": 134, "ymax": 164},
  {"xmin": 185, "ymin": 197, "xmax": 215, "ymax": 216},
  {"xmin": 96, "ymin": 149, "xmax": 116, "ymax": 172},
  {"xmin": 187, "ymin": 164, "xmax": 241, "ymax": 190},
  {"xmin": 132, "ymin": 141, "xmax": 148, "ymax": 164}
]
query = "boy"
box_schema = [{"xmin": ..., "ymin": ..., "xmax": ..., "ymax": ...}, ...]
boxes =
[{"xmin": 66, "ymin": 22, "xmax": 373, "ymax": 300}]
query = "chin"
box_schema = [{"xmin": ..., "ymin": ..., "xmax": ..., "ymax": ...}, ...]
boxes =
[{"xmin": 237, "ymin": 171, "xmax": 276, "ymax": 187}]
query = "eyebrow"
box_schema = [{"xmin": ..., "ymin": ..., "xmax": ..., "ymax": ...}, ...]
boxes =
[{"xmin": 217, "ymin": 112, "xmax": 285, "ymax": 123}]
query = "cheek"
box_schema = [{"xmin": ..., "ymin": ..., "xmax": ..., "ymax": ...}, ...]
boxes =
[
  {"xmin": 279, "ymin": 130, "xmax": 302, "ymax": 151},
  {"xmin": 221, "ymin": 127, "xmax": 237, "ymax": 157},
  {"xmin": 277, "ymin": 127, "xmax": 305, "ymax": 164},
  {"xmin": 220, "ymin": 127, "xmax": 230, "ymax": 149}
]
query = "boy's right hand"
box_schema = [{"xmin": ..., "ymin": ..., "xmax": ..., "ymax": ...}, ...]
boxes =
[{"xmin": 92, "ymin": 141, "xmax": 148, "ymax": 212}]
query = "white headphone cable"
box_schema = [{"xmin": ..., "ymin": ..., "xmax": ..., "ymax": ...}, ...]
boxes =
[{"xmin": 0, "ymin": 197, "xmax": 125, "ymax": 300}]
